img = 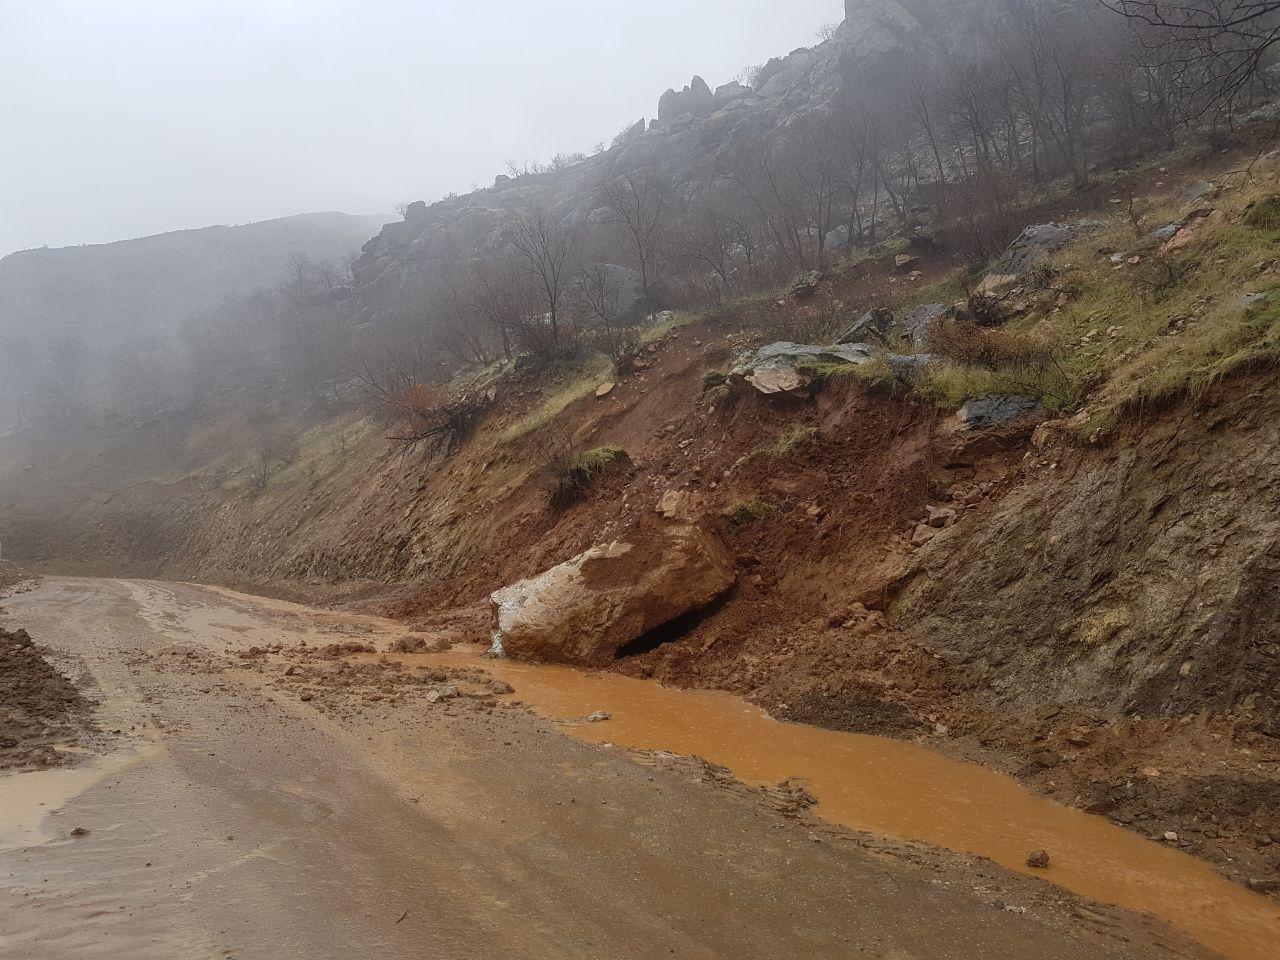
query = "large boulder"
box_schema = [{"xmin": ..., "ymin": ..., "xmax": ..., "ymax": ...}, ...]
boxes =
[
  {"xmin": 490, "ymin": 525, "xmax": 736, "ymax": 665},
  {"xmin": 838, "ymin": 308, "xmax": 893, "ymax": 343},
  {"xmin": 900, "ymin": 303, "xmax": 951, "ymax": 345},
  {"xmin": 977, "ymin": 221, "xmax": 1103, "ymax": 294}
]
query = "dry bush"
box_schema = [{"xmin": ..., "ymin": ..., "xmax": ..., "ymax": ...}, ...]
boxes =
[
  {"xmin": 247, "ymin": 426, "xmax": 299, "ymax": 492},
  {"xmin": 355, "ymin": 348, "xmax": 495, "ymax": 456},
  {"xmin": 1244, "ymin": 196, "xmax": 1280, "ymax": 231},
  {"xmin": 935, "ymin": 172, "xmax": 1030, "ymax": 266},
  {"xmin": 389, "ymin": 385, "xmax": 493, "ymax": 455},
  {"xmin": 1130, "ymin": 253, "xmax": 1193, "ymax": 299},
  {"xmin": 584, "ymin": 324, "xmax": 640, "ymax": 375},
  {"xmin": 924, "ymin": 319, "xmax": 1057, "ymax": 371}
]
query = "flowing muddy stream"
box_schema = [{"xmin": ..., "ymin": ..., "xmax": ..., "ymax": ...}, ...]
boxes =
[{"xmin": 401, "ymin": 647, "xmax": 1280, "ymax": 960}]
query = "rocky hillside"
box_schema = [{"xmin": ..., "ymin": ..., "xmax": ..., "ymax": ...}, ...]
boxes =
[{"xmin": 350, "ymin": 0, "xmax": 908, "ymax": 325}]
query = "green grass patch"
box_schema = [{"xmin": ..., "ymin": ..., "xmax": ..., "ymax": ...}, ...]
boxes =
[
  {"xmin": 638, "ymin": 310, "xmax": 694, "ymax": 346},
  {"xmin": 765, "ymin": 426, "xmax": 820, "ymax": 458},
  {"xmin": 1244, "ymin": 195, "xmax": 1280, "ymax": 230},
  {"xmin": 501, "ymin": 352, "xmax": 612, "ymax": 443},
  {"xmin": 912, "ymin": 362, "xmax": 1076, "ymax": 412},
  {"xmin": 1049, "ymin": 209, "xmax": 1280, "ymax": 422},
  {"xmin": 546, "ymin": 446, "xmax": 629, "ymax": 509},
  {"xmin": 724, "ymin": 499, "xmax": 779, "ymax": 527},
  {"xmin": 795, "ymin": 358, "xmax": 865, "ymax": 384}
]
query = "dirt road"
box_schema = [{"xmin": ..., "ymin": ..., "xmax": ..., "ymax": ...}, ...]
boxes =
[{"xmin": 0, "ymin": 578, "xmax": 1210, "ymax": 960}]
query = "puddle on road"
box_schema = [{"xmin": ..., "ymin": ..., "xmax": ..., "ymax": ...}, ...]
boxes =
[
  {"xmin": 404, "ymin": 646, "xmax": 1280, "ymax": 960},
  {"xmin": 0, "ymin": 749, "xmax": 147, "ymax": 851}
]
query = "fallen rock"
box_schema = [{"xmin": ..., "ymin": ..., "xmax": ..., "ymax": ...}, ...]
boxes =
[
  {"xmin": 884, "ymin": 353, "xmax": 936, "ymax": 379},
  {"xmin": 977, "ymin": 221, "xmax": 1103, "ymax": 294},
  {"xmin": 730, "ymin": 342, "xmax": 874, "ymax": 396},
  {"xmin": 1180, "ymin": 179, "xmax": 1217, "ymax": 206},
  {"xmin": 788, "ymin": 270, "xmax": 824, "ymax": 300},
  {"xmin": 584, "ymin": 711, "xmax": 611, "ymax": 723},
  {"xmin": 389, "ymin": 635, "xmax": 452, "ymax": 654},
  {"xmin": 838, "ymin": 308, "xmax": 893, "ymax": 344},
  {"xmin": 424, "ymin": 684, "xmax": 460, "ymax": 704},
  {"xmin": 595, "ymin": 382, "xmax": 616, "ymax": 398},
  {"xmin": 489, "ymin": 525, "xmax": 736, "ymax": 665},
  {"xmin": 900, "ymin": 303, "xmax": 951, "ymax": 345},
  {"xmin": 926, "ymin": 505, "xmax": 957, "ymax": 528},
  {"xmin": 957, "ymin": 395, "xmax": 1040, "ymax": 430},
  {"xmin": 657, "ymin": 488, "xmax": 702, "ymax": 521},
  {"xmin": 1026, "ymin": 850, "xmax": 1051, "ymax": 869},
  {"xmin": 1161, "ymin": 209, "xmax": 1226, "ymax": 254}
]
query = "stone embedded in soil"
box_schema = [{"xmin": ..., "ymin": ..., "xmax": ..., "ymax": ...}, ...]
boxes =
[
  {"xmin": 911, "ymin": 524, "xmax": 940, "ymax": 548},
  {"xmin": 956, "ymin": 395, "xmax": 1041, "ymax": 430},
  {"xmin": 729, "ymin": 341, "xmax": 874, "ymax": 396},
  {"xmin": 389, "ymin": 635, "xmax": 452, "ymax": 654},
  {"xmin": 490, "ymin": 524, "xmax": 736, "ymax": 666},
  {"xmin": 926, "ymin": 505, "xmax": 957, "ymax": 528}
]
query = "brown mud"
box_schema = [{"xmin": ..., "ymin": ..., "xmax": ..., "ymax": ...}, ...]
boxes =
[{"xmin": 0, "ymin": 627, "xmax": 93, "ymax": 772}]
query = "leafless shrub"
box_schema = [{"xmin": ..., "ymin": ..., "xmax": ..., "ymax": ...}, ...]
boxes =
[
  {"xmin": 1131, "ymin": 253, "xmax": 1193, "ymax": 298},
  {"xmin": 248, "ymin": 427, "xmax": 299, "ymax": 493},
  {"xmin": 354, "ymin": 348, "xmax": 493, "ymax": 456}
]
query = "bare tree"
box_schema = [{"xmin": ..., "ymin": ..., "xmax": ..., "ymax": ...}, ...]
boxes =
[
  {"xmin": 1100, "ymin": 1, "xmax": 1280, "ymax": 117},
  {"xmin": 576, "ymin": 263, "xmax": 639, "ymax": 372},
  {"xmin": 354, "ymin": 346, "xmax": 493, "ymax": 456},
  {"xmin": 504, "ymin": 211, "xmax": 581, "ymax": 349},
  {"xmin": 597, "ymin": 170, "xmax": 670, "ymax": 310}
]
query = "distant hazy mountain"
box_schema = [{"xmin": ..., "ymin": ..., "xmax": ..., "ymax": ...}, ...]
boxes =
[{"xmin": 0, "ymin": 211, "xmax": 390, "ymax": 339}]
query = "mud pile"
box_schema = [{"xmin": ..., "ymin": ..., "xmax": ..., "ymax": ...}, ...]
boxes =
[{"xmin": 0, "ymin": 627, "xmax": 91, "ymax": 770}]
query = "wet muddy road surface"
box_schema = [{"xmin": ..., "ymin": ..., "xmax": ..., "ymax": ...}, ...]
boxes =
[{"xmin": 0, "ymin": 578, "xmax": 1243, "ymax": 959}]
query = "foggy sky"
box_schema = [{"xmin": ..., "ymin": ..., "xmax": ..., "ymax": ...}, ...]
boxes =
[{"xmin": 2, "ymin": 0, "xmax": 841, "ymax": 258}]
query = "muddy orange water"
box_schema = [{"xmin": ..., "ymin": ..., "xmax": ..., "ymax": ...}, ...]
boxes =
[{"xmin": 410, "ymin": 647, "xmax": 1279, "ymax": 960}]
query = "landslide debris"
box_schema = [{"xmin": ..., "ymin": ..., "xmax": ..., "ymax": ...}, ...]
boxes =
[{"xmin": 0, "ymin": 627, "xmax": 92, "ymax": 770}]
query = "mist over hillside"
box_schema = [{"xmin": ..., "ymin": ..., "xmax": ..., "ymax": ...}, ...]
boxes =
[{"xmin": 0, "ymin": 211, "xmax": 388, "ymax": 427}]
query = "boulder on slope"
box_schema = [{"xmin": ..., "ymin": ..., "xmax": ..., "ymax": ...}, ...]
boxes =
[{"xmin": 489, "ymin": 525, "xmax": 736, "ymax": 666}]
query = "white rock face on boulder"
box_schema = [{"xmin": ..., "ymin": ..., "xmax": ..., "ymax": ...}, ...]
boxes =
[{"xmin": 489, "ymin": 525, "xmax": 736, "ymax": 666}]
